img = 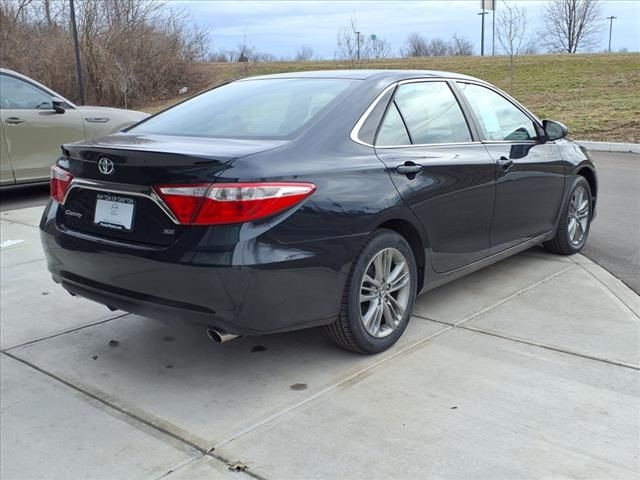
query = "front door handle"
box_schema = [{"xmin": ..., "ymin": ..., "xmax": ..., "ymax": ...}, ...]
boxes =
[
  {"xmin": 5, "ymin": 117, "xmax": 25, "ymax": 125},
  {"xmin": 498, "ymin": 157, "xmax": 514, "ymax": 171},
  {"xmin": 397, "ymin": 162, "xmax": 423, "ymax": 176}
]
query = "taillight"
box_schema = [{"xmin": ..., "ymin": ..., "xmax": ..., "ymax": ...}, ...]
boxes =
[
  {"xmin": 50, "ymin": 165, "xmax": 73, "ymax": 204},
  {"xmin": 154, "ymin": 182, "xmax": 316, "ymax": 225}
]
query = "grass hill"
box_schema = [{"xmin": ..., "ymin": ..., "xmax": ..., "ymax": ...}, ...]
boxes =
[{"xmin": 143, "ymin": 53, "xmax": 640, "ymax": 143}]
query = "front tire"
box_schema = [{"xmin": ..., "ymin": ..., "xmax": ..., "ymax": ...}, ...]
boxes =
[
  {"xmin": 544, "ymin": 176, "xmax": 592, "ymax": 255},
  {"xmin": 326, "ymin": 229, "xmax": 418, "ymax": 354}
]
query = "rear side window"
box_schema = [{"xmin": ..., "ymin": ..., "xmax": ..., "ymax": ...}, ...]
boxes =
[
  {"xmin": 376, "ymin": 102, "xmax": 411, "ymax": 146},
  {"xmin": 458, "ymin": 82, "xmax": 538, "ymax": 141},
  {"xmin": 131, "ymin": 78, "xmax": 354, "ymax": 140},
  {"xmin": 388, "ymin": 82, "xmax": 472, "ymax": 145}
]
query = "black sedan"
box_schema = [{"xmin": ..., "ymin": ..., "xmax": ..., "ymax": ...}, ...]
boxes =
[{"xmin": 40, "ymin": 70, "xmax": 597, "ymax": 353}]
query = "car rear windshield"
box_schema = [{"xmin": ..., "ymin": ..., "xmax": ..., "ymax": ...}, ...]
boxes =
[{"xmin": 130, "ymin": 78, "xmax": 355, "ymax": 140}]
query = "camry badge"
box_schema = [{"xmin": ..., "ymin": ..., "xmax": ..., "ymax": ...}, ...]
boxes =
[{"xmin": 98, "ymin": 157, "xmax": 115, "ymax": 175}]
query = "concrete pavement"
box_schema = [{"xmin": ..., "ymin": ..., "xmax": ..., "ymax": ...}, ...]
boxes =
[{"xmin": 1, "ymin": 205, "xmax": 638, "ymax": 479}]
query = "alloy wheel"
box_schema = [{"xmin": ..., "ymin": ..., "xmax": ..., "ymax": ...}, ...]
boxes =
[
  {"xmin": 567, "ymin": 186, "xmax": 590, "ymax": 246},
  {"xmin": 359, "ymin": 247, "xmax": 412, "ymax": 338}
]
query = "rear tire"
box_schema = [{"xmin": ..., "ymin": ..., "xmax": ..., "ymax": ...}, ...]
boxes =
[
  {"xmin": 325, "ymin": 229, "xmax": 417, "ymax": 354},
  {"xmin": 544, "ymin": 176, "xmax": 592, "ymax": 255}
]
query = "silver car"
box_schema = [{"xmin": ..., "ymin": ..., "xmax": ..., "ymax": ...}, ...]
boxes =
[{"xmin": 0, "ymin": 68, "xmax": 148, "ymax": 186}]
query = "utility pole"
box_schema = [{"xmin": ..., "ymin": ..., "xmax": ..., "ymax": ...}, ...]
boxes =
[
  {"xmin": 478, "ymin": 11, "xmax": 488, "ymax": 56},
  {"xmin": 355, "ymin": 31, "xmax": 361, "ymax": 60},
  {"xmin": 606, "ymin": 16, "xmax": 617, "ymax": 53},
  {"xmin": 492, "ymin": 8, "xmax": 496, "ymax": 55},
  {"xmin": 69, "ymin": 0, "xmax": 85, "ymax": 105}
]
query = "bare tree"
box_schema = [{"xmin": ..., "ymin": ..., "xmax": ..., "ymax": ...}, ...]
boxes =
[
  {"xmin": 449, "ymin": 34, "xmax": 474, "ymax": 56},
  {"xmin": 114, "ymin": 59, "xmax": 134, "ymax": 109},
  {"xmin": 541, "ymin": 0, "xmax": 603, "ymax": 53},
  {"xmin": 295, "ymin": 45, "xmax": 314, "ymax": 61},
  {"xmin": 236, "ymin": 28, "xmax": 252, "ymax": 62},
  {"xmin": 428, "ymin": 38, "xmax": 449, "ymax": 56},
  {"xmin": 0, "ymin": 0, "xmax": 210, "ymax": 107},
  {"xmin": 403, "ymin": 33, "xmax": 469, "ymax": 57},
  {"xmin": 335, "ymin": 17, "xmax": 363, "ymax": 66},
  {"xmin": 402, "ymin": 32, "xmax": 429, "ymax": 57},
  {"xmin": 369, "ymin": 36, "xmax": 392, "ymax": 59},
  {"xmin": 497, "ymin": 1, "xmax": 527, "ymax": 92}
]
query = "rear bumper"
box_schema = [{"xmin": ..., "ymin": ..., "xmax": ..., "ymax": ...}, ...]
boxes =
[{"xmin": 40, "ymin": 201, "xmax": 360, "ymax": 335}]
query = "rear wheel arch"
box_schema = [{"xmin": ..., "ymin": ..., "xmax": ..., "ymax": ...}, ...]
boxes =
[
  {"xmin": 576, "ymin": 166, "xmax": 597, "ymax": 207},
  {"xmin": 376, "ymin": 218, "xmax": 426, "ymax": 292}
]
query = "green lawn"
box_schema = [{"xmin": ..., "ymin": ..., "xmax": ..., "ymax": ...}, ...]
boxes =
[{"xmin": 143, "ymin": 53, "xmax": 640, "ymax": 143}]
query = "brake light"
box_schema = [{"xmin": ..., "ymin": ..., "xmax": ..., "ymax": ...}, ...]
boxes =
[
  {"xmin": 50, "ymin": 165, "xmax": 73, "ymax": 204},
  {"xmin": 153, "ymin": 182, "xmax": 316, "ymax": 225}
]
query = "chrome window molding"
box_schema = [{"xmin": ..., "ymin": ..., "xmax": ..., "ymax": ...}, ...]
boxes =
[
  {"xmin": 61, "ymin": 178, "xmax": 180, "ymax": 224},
  {"xmin": 350, "ymin": 77, "xmax": 543, "ymax": 149},
  {"xmin": 350, "ymin": 82, "xmax": 398, "ymax": 147},
  {"xmin": 455, "ymin": 80, "xmax": 543, "ymax": 127},
  {"xmin": 374, "ymin": 141, "xmax": 484, "ymax": 150}
]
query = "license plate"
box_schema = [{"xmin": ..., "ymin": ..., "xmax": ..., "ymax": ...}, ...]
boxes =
[{"xmin": 94, "ymin": 193, "xmax": 135, "ymax": 231}]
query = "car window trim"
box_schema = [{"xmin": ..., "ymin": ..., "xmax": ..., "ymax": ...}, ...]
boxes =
[
  {"xmin": 350, "ymin": 82, "xmax": 397, "ymax": 147},
  {"xmin": 352, "ymin": 77, "xmax": 481, "ymax": 148},
  {"xmin": 0, "ymin": 72, "xmax": 77, "ymax": 110},
  {"xmin": 452, "ymin": 80, "xmax": 544, "ymax": 143},
  {"xmin": 381, "ymin": 79, "xmax": 475, "ymax": 147}
]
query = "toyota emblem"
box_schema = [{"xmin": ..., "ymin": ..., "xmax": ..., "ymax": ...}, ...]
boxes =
[{"xmin": 98, "ymin": 157, "xmax": 114, "ymax": 175}]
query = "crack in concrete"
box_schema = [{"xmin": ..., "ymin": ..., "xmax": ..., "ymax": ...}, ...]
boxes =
[
  {"xmin": 2, "ymin": 351, "xmax": 207, "ymax": 455},
  {"xmin": 2, "ymin": 312, "xmax": 131, "ymax": 353}
]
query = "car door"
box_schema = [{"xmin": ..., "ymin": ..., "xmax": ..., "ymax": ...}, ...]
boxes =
[
  {"xmin": 0, "ymin": 121, "xmax": 15, "ymax": 185},
  {"xmin": 373, "ymin": 80, "xmax": 496, "ymax": 273},
  {"xmin": 455, "ymin": 82, "xmax": 565, "ymax": 254},
  {"xmin": 0, "ymin": 73, "xmax": 86, "ymax": 183}
]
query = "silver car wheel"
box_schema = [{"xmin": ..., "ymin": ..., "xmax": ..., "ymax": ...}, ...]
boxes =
[
  {"xmin": 359, "ymin": 247, "xmax": 411, "ymax": 338},
  {"xmin": 567, "ymin": 186, "xmax": 590, "ymax": 246}
]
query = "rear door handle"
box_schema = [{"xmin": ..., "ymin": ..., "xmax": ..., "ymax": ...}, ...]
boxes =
[
  {"xmin": 5, "ymin": 117, "xmax": 25, "ymax": 125},
  {"xmin": 397, "ymin": 163, "xmax": 423, "ymax": 176},
  {"xmin": 498, "ymin": 157, "xmax": 514, "ymax": 171}
]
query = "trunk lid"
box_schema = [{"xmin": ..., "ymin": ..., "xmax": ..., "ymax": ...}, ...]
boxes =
[
  {"xmin": 58, "ymin": 133, "xmax": 285, "ymax": 246},
  {"xmin": 62, "ymin": 133, "xmax": 286, "ymax": 185}
]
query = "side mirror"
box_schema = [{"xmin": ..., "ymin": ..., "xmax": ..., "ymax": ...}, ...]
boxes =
[
  {"xmin": 51, "ymin": 97, "xmax": 66, "ymax": 114},
  {"xmin": 543, "ymin": 119, "xmax": 568, "ymax": 141}
]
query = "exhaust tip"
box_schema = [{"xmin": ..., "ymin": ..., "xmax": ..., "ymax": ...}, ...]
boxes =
[{"xmin": 206, "ymin": 328, "xmax": 240, "ymax": 344}]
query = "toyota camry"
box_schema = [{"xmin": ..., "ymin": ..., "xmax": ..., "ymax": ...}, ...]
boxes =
[{"xmin": 40, "ymin": 70, "xmax": 597, "ymax": 353}]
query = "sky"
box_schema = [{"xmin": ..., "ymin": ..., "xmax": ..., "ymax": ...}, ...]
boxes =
[{"xmin": 176, "ymin": 0, "xmax": 640, "ymax": 59}]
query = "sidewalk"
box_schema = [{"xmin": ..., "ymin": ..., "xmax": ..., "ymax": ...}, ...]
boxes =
[{"xmin": 1, "ymin": 206, "xmax": 639, "ymax": 480}]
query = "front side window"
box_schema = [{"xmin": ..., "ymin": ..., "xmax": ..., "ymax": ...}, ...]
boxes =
[
  {"xmin": 131, "ymin": 78, "xmax": 354, "ymax": 139},
  {"xmin": 458, "ymin": 82, "xmax": 538, "ymax": 141},
  {"xmin": 0, "ymin": 75, "xmax": 52, "ymax": 110},
  {"xmin": 390, "ymin": 82, "xmax": 472, "ymax": 145}
]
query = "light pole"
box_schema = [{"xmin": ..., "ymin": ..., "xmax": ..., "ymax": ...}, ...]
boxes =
[
  {"xmin": 492, "ymin": 8, "xmax": 496, "ymax": 55},
  {"xmin": 69, "ymin": 0, "xmax": 85, "ymax": 105},
  {"xmin": 606, "ymin": 16, "xmax": 617, "ymax": 53},
  {"xmin": 355, "ymin": 31, "xmax": 361, "ymax": 60},
  {"xmin": 478, "ymin": 11, "xmax": 488, "ymax": 56}
]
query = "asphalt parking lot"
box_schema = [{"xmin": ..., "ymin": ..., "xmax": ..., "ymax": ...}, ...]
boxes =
[{"xmin": 1, "ymin": 201, "xmax": 638, "ymax": 479}]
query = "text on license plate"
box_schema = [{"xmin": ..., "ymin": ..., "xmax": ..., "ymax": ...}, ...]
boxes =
[{"xmin": 94, "ymin": 193, "xmax": 135, "ymax": 231}]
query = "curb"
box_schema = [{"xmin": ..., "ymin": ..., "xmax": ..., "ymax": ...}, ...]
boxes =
[{"xmin": 576, "ymin": 141, "xmax": 640, "ymax": 154}]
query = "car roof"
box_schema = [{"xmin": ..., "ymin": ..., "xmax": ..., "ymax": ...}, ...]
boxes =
[{"xmin": 240, "ymin": 69, "xmax": 482, "ymax": 83}]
